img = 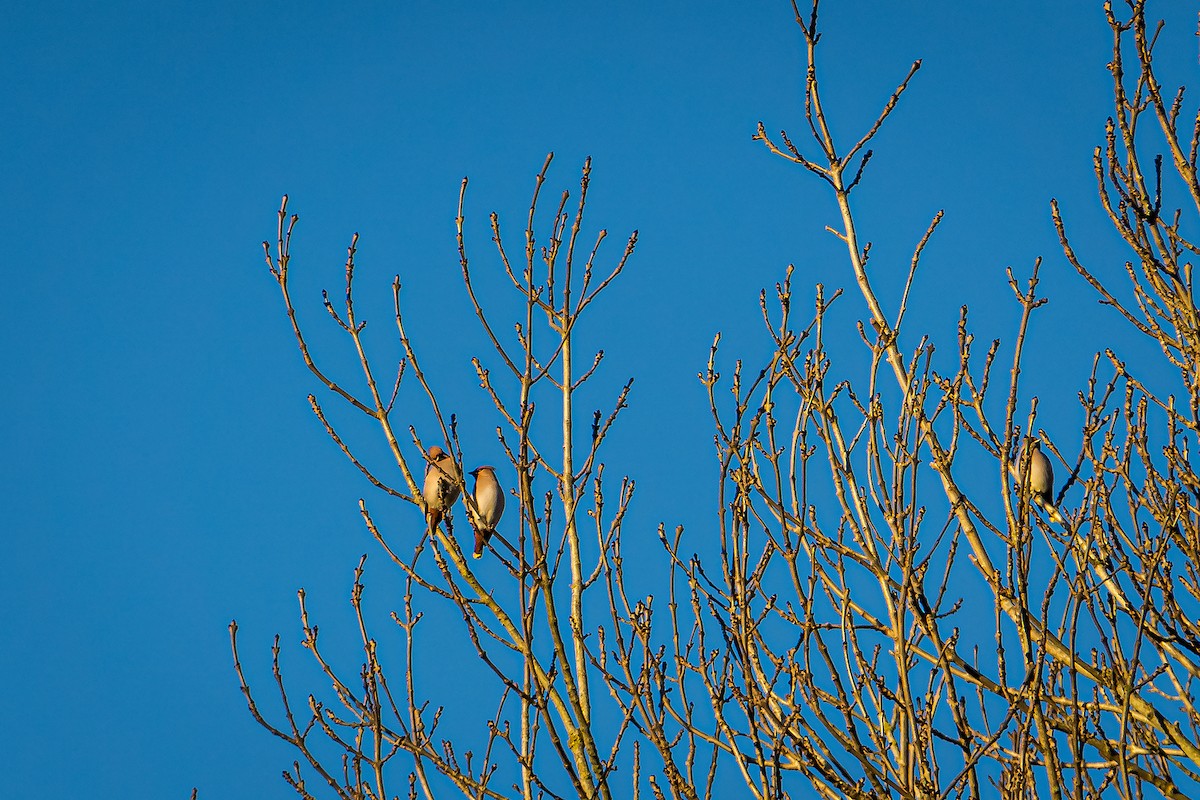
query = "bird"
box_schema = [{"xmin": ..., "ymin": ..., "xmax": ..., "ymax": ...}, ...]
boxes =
[
  {"xmin": 423, "ymin": 446, "xmax": 461, "ymax": 533},
  {"xmin": 1020, "ymin": 437, "xmax": 1064, "ymax": 524},
  {"xmin": 468, "ymin": 465, "xmax": 505, "ymax": 559}
]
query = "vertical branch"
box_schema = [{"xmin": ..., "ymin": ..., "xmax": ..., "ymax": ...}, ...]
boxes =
[{"xmin": 561, "ymin": 160, "xmax": 590, "ymax": 737}]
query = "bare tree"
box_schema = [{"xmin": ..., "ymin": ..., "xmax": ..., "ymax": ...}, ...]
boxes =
[
  {"xmin": 232, "ymin": 2, "xmax": 1200, "ymax": 798},
  {"xmin": 233, "ymin": 152, "xmax": 646, "ymax": 799}
]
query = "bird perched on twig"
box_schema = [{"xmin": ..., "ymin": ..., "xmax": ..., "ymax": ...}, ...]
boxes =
[
  {"xmin": 468, "ymin": 466, "xmax": 505, "ymax": 559},
  {"xmin": 423, "ymin": 446, "xmax": 461, "ymax": 533},
  {"xmin": 1020, "ymin": 437, "xmax": 1065, "ymax": 524}
]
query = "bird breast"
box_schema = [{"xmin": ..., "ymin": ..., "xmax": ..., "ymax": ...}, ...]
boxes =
[{"xmin": 473, "ymin": 479, "xmax": 505, "ymax": 529}]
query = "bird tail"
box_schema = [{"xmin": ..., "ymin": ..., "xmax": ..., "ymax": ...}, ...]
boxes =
[
  {"xmin": 1037, "ymin": 497, "xmax": 1066, "ymax": 525},
  {"xmin": 473, "ymin": 527, "xmax": 492, "ymax": 559}
]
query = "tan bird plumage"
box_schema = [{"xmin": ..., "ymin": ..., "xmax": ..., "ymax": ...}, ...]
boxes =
[
  {"xmin": 468, "ymin": 465, "xmax": 504, "ymax": 559},
  {"xmin": 423, "ymin": 446, "xmax": 461, "ymax": 533},
  {"xmin": 1020, "ymin": 438, "xmax": 1065, "ymax": 524}
]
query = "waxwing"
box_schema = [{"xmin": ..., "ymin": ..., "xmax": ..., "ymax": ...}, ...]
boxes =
[
  {"xmin": 1020, "ymin": 438, "xmax": 1064, "ymax": 524},
  {"xmin": 468, "ymin": 465, "xmax": 504, "ymax": 558},
  {"xmin": 423, "ymin": 446, "xmax": 461, "ymax": 533}
]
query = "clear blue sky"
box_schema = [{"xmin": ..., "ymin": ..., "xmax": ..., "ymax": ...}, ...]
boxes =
[{"xmin": 1, "ymin": 2, "xmax": 1192, "ymax": 797}]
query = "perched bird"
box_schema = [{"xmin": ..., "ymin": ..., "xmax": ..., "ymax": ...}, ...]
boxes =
[
  {"xmin": 468, "ymin": 466, "xmax": 505, "ymax": 559},
  {"xmin": 423, "ymin": 446, "xmax": 461, "ymax": 533},
  {"xmin": 1020, "ymin": 438, "xmax": 1064, "ymax": 524}
]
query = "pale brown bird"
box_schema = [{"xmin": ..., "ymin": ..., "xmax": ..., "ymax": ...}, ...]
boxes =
[
  {"xmin": 1020, "ymin": 438, "xmax": 1064, "ymax": 524},
  {"xmin": 423, "ymin": 446, "xmax": 461, "ymax": 533},
  {"xmin": 468, "ymin": 465, "xmax": 505, "ymax": 559}
]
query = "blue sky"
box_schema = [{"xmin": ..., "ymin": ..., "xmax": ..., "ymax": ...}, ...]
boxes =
[{"xmin": 2, "ymin": 2, "xmax": 1194, "ymax": 797}]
